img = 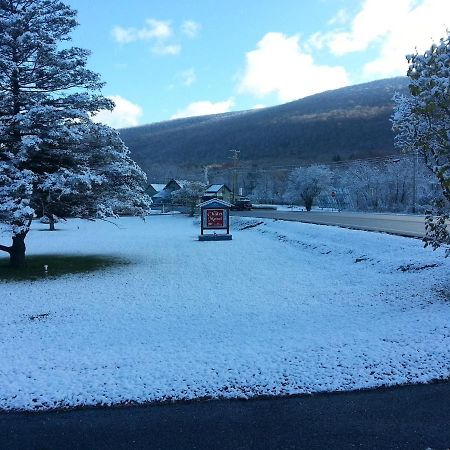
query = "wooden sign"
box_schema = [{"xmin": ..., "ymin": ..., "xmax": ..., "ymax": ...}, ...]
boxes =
[{"xmin": 198, "ymin": 199, "xmax": 232, "ymax": 241}]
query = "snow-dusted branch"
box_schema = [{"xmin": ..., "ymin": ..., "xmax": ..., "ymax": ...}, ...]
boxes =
[{"xmin": 392, "ymin": 32, "xmax": 450, "ymax": 256}]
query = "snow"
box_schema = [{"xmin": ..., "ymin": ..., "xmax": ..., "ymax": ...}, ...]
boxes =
[
  {"xmin": 392, "ymin": 31, "xmax": 450, "ymax": 255},
  {"xmin": 0, "ymin": 215, "xmax": 449, "ymax": 411},
  {"xmin": 205, "ymin": 184, "xmax": 226, "ymax": 193},
  {"xmin": 149, "ymin": 184, "xmax": 166, "ymax": 193}
]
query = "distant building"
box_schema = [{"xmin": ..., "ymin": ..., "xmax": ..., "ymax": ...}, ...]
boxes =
[
  {"xmin": 146, "ymin": 183, "xmax": 166, "ymax": 198},
  {"xmin": 202, "ymin": 184, "xmax": 233, "ymax": 203},
  {"xmin": 164, "ymin": 179, "xmax": 190, "ymax": 193},
  {"xmin": 152, "ymin": 179, "xmax": 191, "ymax": 207}
]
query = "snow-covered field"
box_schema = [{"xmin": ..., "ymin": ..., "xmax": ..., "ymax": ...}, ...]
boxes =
[{"xmin": 1, "ymin": 215, "xmax": 449, "ymax": 411}]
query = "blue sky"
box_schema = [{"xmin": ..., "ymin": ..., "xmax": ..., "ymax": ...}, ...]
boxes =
[{"xmin": 66, "ymin": 0, "xmax": 449, "ymax": 128}]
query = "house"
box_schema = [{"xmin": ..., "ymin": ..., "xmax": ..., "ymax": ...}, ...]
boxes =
[
  {"xmin": 163, "ymin": 179, "xmax": 190, "ymax": 193},
  {"xmin": 152, "ymin": 179, "xmax": 190, "ymax": 207},
  {"xmin": 146, "ymin": 183, "xmax": 166, "ymax": 198},
  {"xmin": 202, "ymin": 184, "xmax": 233, "ymax": 203}
]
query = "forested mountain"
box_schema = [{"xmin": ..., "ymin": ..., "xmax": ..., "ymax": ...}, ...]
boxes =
[{"xmin": 119, "ymin": 77, "xmax": 409, "ymax": 175}]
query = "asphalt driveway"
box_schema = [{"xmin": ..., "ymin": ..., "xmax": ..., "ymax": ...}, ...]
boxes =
[{"xmin": 1, "ymin": 381, "xmax": 450, "ymax": 449}]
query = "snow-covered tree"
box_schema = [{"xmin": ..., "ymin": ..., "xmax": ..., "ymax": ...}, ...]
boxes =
[
  {"xmin": 331, "ymin": 158, "xmax": 435, "ymax": 213},
  {"xmin": 31, "ymin": 123, "xmax": 151, "ymax": 230},
  {"xmin": 285, "ymin": 165, "xmax": 332, "ymax": 211},
  {"xmin": 171, "ymin": 181, "xmax": 206, "ymax": 216},
  {"xmin": 392, "ymin": 32, "xmax": 450, "ymax": 256},
  {"xmin": 247, "ymin": 171, "xmax": 287, "ymax": 204},
  {"xmin": 80, "ymin": 124, "xmax": 151, "ymax": 217},
  {"xmin": 0, "ymin": 0, "xmax": 150, "ymax": 266}
]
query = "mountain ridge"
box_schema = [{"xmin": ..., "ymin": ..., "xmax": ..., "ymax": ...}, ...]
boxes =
[{"xmin": 119, "ymin": 77, "xmax": 410, "ymax": 175}]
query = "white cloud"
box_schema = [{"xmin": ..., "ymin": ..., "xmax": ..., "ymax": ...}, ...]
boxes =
[
  {"xmin": 111, "ymin": 26, "xmax": 136, "ymax": 44},
  {"xmin": 181, "ymin": 20, "xmax": 201, "ymax": 38},
  {"xmin": 252, "ymin": 104, "xmax": 266, "ymax": 110},
  {"xmin": 179, "ymin": 68, "xmax": 196, "ymax": 86},
  {"xmin": 112, "ymin": 18, "xmax": 173, "ymax": 44},
  {"xmin": 142, "ymin": 18, "xmax": 172, "ymax": 40},
  {"xmin": 305, "ymin": 32, "xmax": 328, "ymax": 52},
  {"xmin": 171, "ymin": 98, "xmax": 235, "ymax": 119},
  {"xmin": 112, "ymin": 18, "xmax": 182, "ymax": 57},
  {"xmin": 314, "ymin": 0, "xmax": 450, "ymax": 78},
  {"xmin": 152, "ymin": 44, "xmax": 181, "ymax": 56},
  {"xmin": 327, "ymin": 9, "xmax": 350, "ymax": 26},
  {"xmin": 325, "ymin": 0, "xmax": 410, "ymax": 55},
  {"xmin": 363, "ymin": 0, "xmax": 450, "ymax": 77},
  {"xmin": 93, "ymin": 96, "xmax": 143, "ymax": 129},
  {"xmin": 238, "ymin": 32, "xmax": 349, "ymax": 102}
]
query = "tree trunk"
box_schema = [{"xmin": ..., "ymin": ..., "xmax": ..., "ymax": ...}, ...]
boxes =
[
  {"xmin": 304, "ymin": 198, "xmax": 313, "ymax": 211},
  {"xmin": 10, "ymin": 234, "xmax": 26, "ymax": 268},
  {"xmin": 0, "ymin": 233, "xmax": 27, "ymax": 268},
  {"xmin": 47, "ymin": 214, "xmax": 55, "ymax": 231}
]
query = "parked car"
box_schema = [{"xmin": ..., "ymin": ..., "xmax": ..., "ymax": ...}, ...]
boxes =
[{"xmin": 231, "ymin": 197, "xmax": 252, "ymax": 211}]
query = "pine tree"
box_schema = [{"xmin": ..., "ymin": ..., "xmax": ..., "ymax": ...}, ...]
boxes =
[
  {"xmin": 392, "ymin": 32, "xmax": 450, "ymax": 256},
  {"xmin": 0, "ymin": 0, "xmax": 151, "ymax": 266}
]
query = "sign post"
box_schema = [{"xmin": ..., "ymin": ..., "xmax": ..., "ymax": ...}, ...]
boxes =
[
  {"xmin": 198, "ymin": 199, "xmax": 232, "ymax": 241},
  {"xmin": 330, "ymin": 190, "xmax": 340, "ymax": 211}
]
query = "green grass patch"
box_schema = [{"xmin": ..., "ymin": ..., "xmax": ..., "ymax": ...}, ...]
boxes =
[{"xmin": 0, "ymin": 254, "xmax": 129, "ymax": 282}]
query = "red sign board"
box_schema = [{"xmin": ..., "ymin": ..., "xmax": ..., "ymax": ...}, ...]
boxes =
[
  {"xmin": 199, "ymin": 200, "xmax": 231, "ymax": 239},
  {"xmin": 206, "ymin": 209, "xmax": 224, "ymax": 228}
]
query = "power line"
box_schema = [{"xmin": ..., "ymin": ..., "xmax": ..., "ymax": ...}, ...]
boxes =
[{"xmin": 208, "ymin": 153, "xmax": 424, "ymax": 175}]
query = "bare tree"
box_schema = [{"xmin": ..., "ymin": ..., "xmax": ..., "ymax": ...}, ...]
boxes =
[{"xmin": 285, "ymin": 165, "xmax": 333, "ymax": 211}]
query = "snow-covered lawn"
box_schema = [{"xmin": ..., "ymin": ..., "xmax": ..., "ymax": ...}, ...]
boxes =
[{"xmin": 1, "ymin": 215, "xmax": 449, "ymax": 411}]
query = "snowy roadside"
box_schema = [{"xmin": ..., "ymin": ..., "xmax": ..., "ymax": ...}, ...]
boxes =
[
  {"xmin": 257, "ymin": 204, "xmax": 427, "ymax": 216},
  {"xmin": 0, "ymin": 215, "xmax": 449, "ymax": 411}
]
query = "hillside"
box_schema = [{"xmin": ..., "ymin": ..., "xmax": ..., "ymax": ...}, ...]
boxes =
[{"xmin": 119, "ymin": 77, "xmax": 409, "ymax": 174}]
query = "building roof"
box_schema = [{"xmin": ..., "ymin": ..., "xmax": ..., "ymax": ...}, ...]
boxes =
[
  {"xmin": 174, "ymin": 180, "xmax": 190, "ymax": 188},
  {"xmin": 165, "ymin": 179, "xmax": 190, "ymax": 189},
  {"xmin": 197, "ymin": 198, "xmax": 233, "ymax": 208},
  {"xmin": 205, "ymin": 184, "xmax": 231, "ymax": 193},
  {"xmin": 153, "ymin": 190, "xmax": 170, "ymax": 199},
  {"xmin": 149, "ymin": 183, "xmax": 166, "ymax": 192}
]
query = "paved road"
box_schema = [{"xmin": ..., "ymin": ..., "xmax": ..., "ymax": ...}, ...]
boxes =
[
  {"xmin": 1, "ymin": 382, "xmax": 450, "ymax": 449},
  {"xmin": 232, "ymin": 210, "xmax": 427, "ymax": 238}
]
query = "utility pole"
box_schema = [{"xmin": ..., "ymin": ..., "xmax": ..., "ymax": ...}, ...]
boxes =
[
  {"xmin": 412, "ymin": 150, "xmax": 418, "ymax": 214},
  {"xmin": 229, "ymin": 149, "xmax": 240, "ymax": 203}
]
